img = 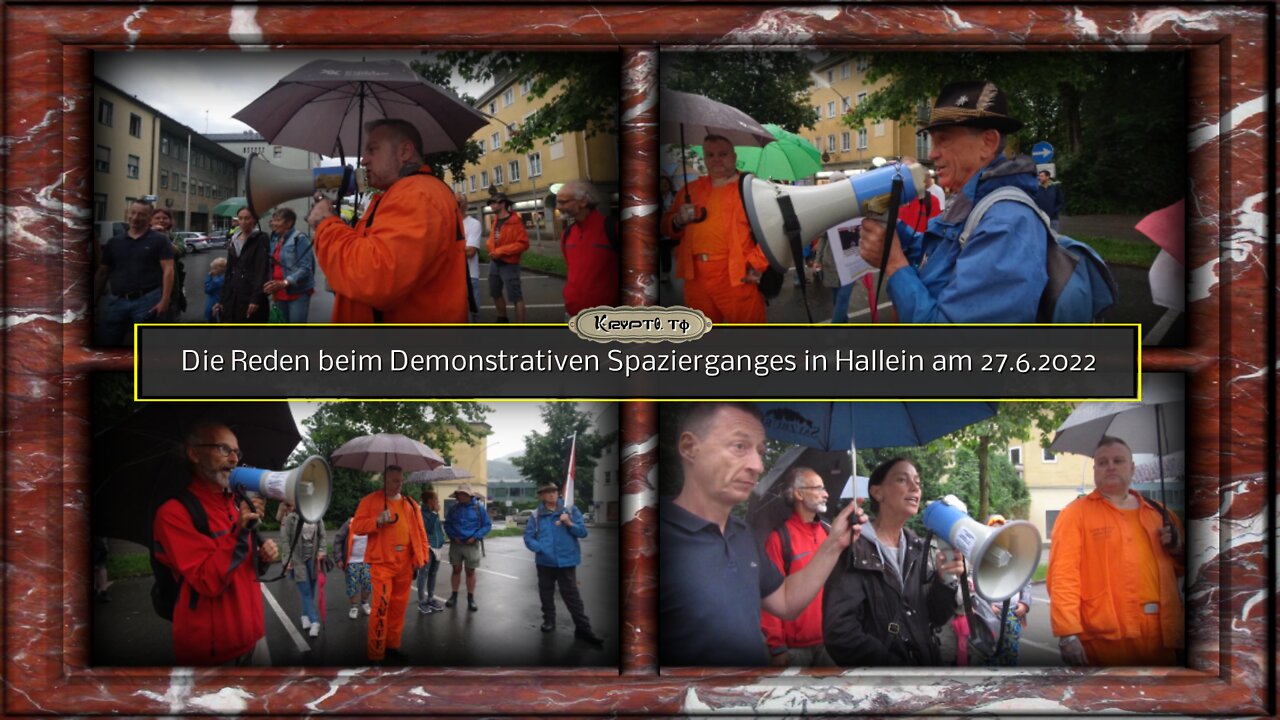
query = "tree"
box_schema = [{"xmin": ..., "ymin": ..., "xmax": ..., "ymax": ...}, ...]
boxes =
[
  {"xmin": 290, "ymin": 402, "xmax": 489, "ymax": 525},
  {"xmin": 948, "ymin": 403, "xmax": 1073, "ymax": 520},
  {"xmin": 512, "ymin": 404, "xmax": 616, "ymax": 510},
  {"xmin": 417, "ymin": 53, "xmax": 619, "ymax": 154},
  {"xmin": 406, "ymin": 59, "xmax": 485, "ymax": 184},
  {"xmin": 663, "ymin": 52, "xmax": 820, "ymax": 133}
]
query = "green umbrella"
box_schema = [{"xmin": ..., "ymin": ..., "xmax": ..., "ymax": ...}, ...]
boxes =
[
  {"xmin": 211, "ymin": 196, "xmax": 248, "ymax": 217},
  {"xmin": 694, "ymin": 124, "xmax": 822, "ymax": 181}
]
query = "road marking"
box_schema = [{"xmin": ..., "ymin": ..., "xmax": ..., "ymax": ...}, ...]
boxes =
[
  {"xmin": 1019, "ymin": 638, "xmax": 1059, "ymax": 654},
  {"xmin": 438, "ymin": 559, "xmax": 519, "ymax": 580},
  {"xmin": 261, "ymin": 585, "xmax": 312, "ymax": 654}
]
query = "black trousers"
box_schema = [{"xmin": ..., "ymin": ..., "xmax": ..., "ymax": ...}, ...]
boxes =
[{"xmin": 537, "ymin": 565, "xmax": 592, "ymax": 631}]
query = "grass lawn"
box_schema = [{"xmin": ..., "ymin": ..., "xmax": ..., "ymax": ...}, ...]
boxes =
[
  {"xmin": 107, "ymin": 552, "xmax": 153, "ymax": 579},
  {"xmin": 1073, "ymin": 235, "xmax": 1160, "ymax": 267},
  {"xmin": 478, "ymin": 248, "xmax": 567, "ymax": 276},
  {"xmin": 486, "ymin": 526, "xmax": 527, "ymax": 539},
  {"xmin": 1032, "ymin": 560, "xmax": 1049, "ymax": 583}
]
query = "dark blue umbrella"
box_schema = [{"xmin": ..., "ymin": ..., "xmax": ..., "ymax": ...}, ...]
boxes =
[{"xmin": 757, "ymin": 401, "xmax": 999, "ymax": 452}]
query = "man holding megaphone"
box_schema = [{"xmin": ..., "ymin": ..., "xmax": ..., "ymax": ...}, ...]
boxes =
[
  {"xmin": 661, "ymin": 136, "xmax": 771, "ymax": 324},
  {"xmin": 152, "ymin": 420, "xmax": 280, "ymax": 666},
  {"xmin": 856, "ymin": 81, "xmax": 1051, "ymax": 323}
]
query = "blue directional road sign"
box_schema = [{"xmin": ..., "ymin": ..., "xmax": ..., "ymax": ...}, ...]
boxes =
[{"xmin": 1031, "ymin": 141, "xmax": 1055, "ymax": 163}]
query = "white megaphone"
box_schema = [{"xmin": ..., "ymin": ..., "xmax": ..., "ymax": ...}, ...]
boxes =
[
  {"xmin": 922, "ymin": 499, "xmax": 1042, "ymax": 602},
  {"xmin": 739, "ymin": 161, "xmax": 928, "ymax": 272},
  {"xmin": 229, "ymin": 455, "xmax": 332, "ymax": 524},
  {"xmin": 245, "ymin": 154, "xmax": 357, "ymax": 220}
]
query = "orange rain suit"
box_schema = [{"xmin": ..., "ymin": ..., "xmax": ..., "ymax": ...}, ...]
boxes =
[
  {"xmin": 351, "ymin": 490, "xmax": 430, "ymax": 662},
  {"xmin": 661, "ymin": 175, "xmax": 769, "ymax": 323},
  {"xmin": 314, "ymin": 164, "xmax": 468, "ymax": 323},
  {"xmin": 1046, "ymin": 489, "xmax": 1185, "ymax": 665}
]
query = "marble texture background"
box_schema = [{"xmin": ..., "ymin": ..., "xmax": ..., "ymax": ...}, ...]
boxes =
[{"xmin": 2, "ymin": 3, "xmax": 1272, "ymax": 715}]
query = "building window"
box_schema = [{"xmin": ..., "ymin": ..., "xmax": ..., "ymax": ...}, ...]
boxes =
[
  {"xmin": 491, "ymin": 131, "xmax": 501, "ymax": 150},
  {"xmin": 1042, "ymin": 448, "xmax": 1057, "ymax": 463},
  {"xmin": 94, "ymin": 145, "xmax": 110, "ymax": 173},
  {"xmin": 814, "ymin": 105, "xmax": 821, "ymax": 119},
  {"xmin": 493, "ymin": 164, "xmax": 504, "ymax": 185},
  {"xmin": 129, "ymin": 113, "xmax": 142, "ymax": 138},
  {"xmin": 549, "ymin": 134, "xmax": 565, "ymax": 161},
  {"xmin": 503, "ymin": 87, "xmax": 515, "ymax": 106},
  {"xmin": 160, "ymin": 136, "xmax": 170, "ymax": 155},
  {"xmin": 127, "ymin": 154, "xmax": 140, "ymax": 179},
  {"xmin": 528, "ymin": 152, "xmax": 542, "ymax": 177},
  {"xmin": 857, "ymin": 56, "xmax": 870, "ymax": 72},
  {"xmin": 826, "ymin": 69, "xmax": 834, "ymax": 83},
  {"xmin": 178, "ymin": 144, "xmax": 187, "ymax": 162},
  {"xmin": 94, "ymin": 193, "xmax": 108, "ymax": 221},
  {"xmin": 916, "ymin": 132, "xmax": 932, "ymax": 160},
  {"xmin": 489, "ymin": 101, "xmax": 497, "ymax": 115},
  {"xmin": 521, "ymin": 79, "xmax": 533, "ymax": 95},
  {"xmin": 180, "ymin": 176, "xmax": 187, "ymax": 193},
  {"xmin": 841, "ymin": 132, "xmax": 851, "ymax": 152},
  {"xmin": 826, "ymin": 135, "xmax": 836, "ymax": 153},
  {"xmin": 469, "ymin": 174, "xmax": 477, "ymax": 192},
  {"xmin": 827, "ymin": 101, "xmax": 836, "ymax": 119},
  {"xmin": 509, "ymin": 159, "xmax": 521, "ymax": 183},
  {"xmin": 842, "ymin": 97, "xmax": 851, "ymax": 114},
  {"xmin": 273, "ymin": 146, "xmax": 283, "ymax": 159},
  {"xmin": 478, "ymin": 138, "xmax": 486, "ymax": 155},
  {"xmin": 98, "ymin": 99, "xmax": 113, "ymax": 126},
  {"xmin": 1008, "ymin": 447, "xmax": 1023, "ymax": 465},
  {"xmin": 160, "ymin": 170, "xmax": 169, "ymax": 189},
  {"xmin": 480, "ymin": 170, "xmax": 489, "ymax": 188},
  {"xmin": 875, "ymin": 121, "xmax": 886, "ymax": 137},
  {"xmin": 856, "ymin": 128, "xmax": 868, "ymax": 149},
  {"xmin": 857, "ymin": 91, "xmax": 868, "ymax": 106},
  {"xmin": 841, "ymin": 62, "xmax": 851, "ymax": 79}
]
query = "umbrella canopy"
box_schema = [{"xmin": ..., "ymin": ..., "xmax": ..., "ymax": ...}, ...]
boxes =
[
  {"xmin": 1047, "ymin": 373, "xmax": 1185, "ymax": 457},
  {"xmin": 404, "ymin": 466, "xmax": 474, "ymax": 485},
  {"xmin": 694, "ymin": 123, "xmax": 822, "ymax": 181},
  {"xmin": 757, "ymin": 401, "xmax": 999, "ymax": 453},
  {"xmin": 659, "ymin": 88, "xmax": 775, "ymax": 148},
  {"xmin": 92, "ymin": 402, "xmax": 302, "ymax": 545},
  {"xmin": 1134, "ymin": 450, "xmax": 1184, "ymax": 484},
  {"xmin": 211, "ymin": 196, "xmax": 247, "ymax": 218},
  {"xmin": 330, "ymin": 432, "xmax": 444, "ymax": 473},
  {"xmin": 233, "ymin": 59, "xmax": 489, "ymax": 158}
]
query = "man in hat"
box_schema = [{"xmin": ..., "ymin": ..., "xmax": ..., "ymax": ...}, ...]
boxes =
[
  {"xmin": 443, "ymin": 483, "xmax": 492, "ymax": 611},
  {"xmin": 307, "ymin": 118, "xmax": 469, "ymax": 323},
  {"xmin": 523, "ymin": 483, "xmax": 604, "ymax": 646},
  {"xmin": 857, "ymin": 80, "xmax": 1050, "ymax": 323},
  {"xmin": 660, "ymin": 135, "xmax": 770, "ymax": 323},
  {"xmin": 1046, "ymin": 436, "xmax": 1184, "ymax": 666},
  {"xmin": 486, "ymin": 194, "xmax": 529, "ymax": 322},
  {"xmin": 351, "ymin": 465, "xmax": 430, "ymax": 663}
]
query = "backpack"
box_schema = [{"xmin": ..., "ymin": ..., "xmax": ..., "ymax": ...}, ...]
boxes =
[
  {"xmin": 959, "ymin": 186, "xmax": 1118, "ymax": 323},
  {"xmin": 772, "ymin": 519, "xmax": 831, "ymax": 574},
  {"xmin": 149, "ymin": 489, "xmax": 211, "ymax": 622}
]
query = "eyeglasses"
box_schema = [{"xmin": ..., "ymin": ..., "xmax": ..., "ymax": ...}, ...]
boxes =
[
  {"xmin": 798, "ymin": 485, "xmax": 826, "ymax": 492},
  {"xmin": 196, "ymin": 443, "xmax": 242, "ymax": 459}
]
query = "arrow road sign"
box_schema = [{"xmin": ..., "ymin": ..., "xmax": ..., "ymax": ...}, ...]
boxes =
[{"xmin": 1032, "ymin": 141, "xmax": 1055, "ymax": 163}]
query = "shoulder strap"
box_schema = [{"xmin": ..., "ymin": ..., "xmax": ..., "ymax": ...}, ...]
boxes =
[
  {"xmin": 176, "ymin": 488, "xmax": 212, "ymax": 537},
  {"xmin": 958, "ymin": 186, "xmax": 1052, "ymax": 248},
  {"xmin": 774, "ymin": 525, "xmax": 794, "ymax": 575}
]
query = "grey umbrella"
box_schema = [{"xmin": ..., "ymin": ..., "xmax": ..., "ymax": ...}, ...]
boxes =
[
  {"xmin": 330, "ymin": 432, "xmax": 444, "ymax": 474},
  {"xmin": 659, "ymin": 89, "xmax": 775, "ymax": 213},
  {"xmin": 233, "ymin": 59, "xmax": 488, "ymax": 159},
  {"xmin": 404, "ymin": 466, "xmax": 474, "ymax": 485}
]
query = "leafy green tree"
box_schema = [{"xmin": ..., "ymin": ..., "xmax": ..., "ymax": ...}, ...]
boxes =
[
  {"xmin": 940, "ymin": 447, "xmax": 1029, "ymax": 521},
  {"xmin": 417, "ymin": 52, "xmax": 619, "ymax": 154},
  {"xmin": 291, "ymin": 402, "xmax": 489, "ymax": 525},
  {"xmin": 663, "ymin": 52, "xmax": 820, "ymax": 133},
  {"xmin": 512, "ymin": 404, "xmax": 616, "ymax": 510},
  {"xmin": 407, "ymin": 60, "xmax": 485, "ymax": 183},
  {"xmin": 948, "ymin": 403, "xmax": 1072, "ymax": 520}
]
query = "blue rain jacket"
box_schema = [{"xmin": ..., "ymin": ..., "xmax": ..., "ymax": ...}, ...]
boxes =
[
  {"xmin": 522, "ymin": 501, "xmax": 587, "ymax": 568},
  {"xmin": 444, "ymin": 498, "xmax": 492, "ymax": 542}
]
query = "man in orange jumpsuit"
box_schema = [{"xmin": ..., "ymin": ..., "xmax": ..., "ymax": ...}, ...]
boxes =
[
  {"xmin": 351, "ymin": 465, "xmax": 430, "ymax": 664},
  {"xmin": 1047, "ymin": 436, "xmax": 1185, "ymax": 665},
  {"xmin": 307, "ymin": 118, "xmax": 468, "ymax": 323},
  {"xmin": 660, "ymin": 135, "xmax": 769, "ymax": 323},
  {"xmin": 486, "ymin": 193, "xmax": 530, "ymax": 323}
]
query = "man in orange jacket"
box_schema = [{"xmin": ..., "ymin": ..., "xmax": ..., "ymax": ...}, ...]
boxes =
[
  {"xmin": 351, "ymin": 465, "xmax": 430, "ymax": 664},
  {"xmin": 486, "ymin": 193, "xmax": 530, "ymax": 323},
  {"xmin": 307, "ymin": 119, "xmax": 468, "ymax": 323},
  {"xmin": 1047, "ymin": 436, "xmax": 1185, "ymax": 666},
  {"xmin": 660, "ymin": 135, "xmax": 769, "ymax": 323}
]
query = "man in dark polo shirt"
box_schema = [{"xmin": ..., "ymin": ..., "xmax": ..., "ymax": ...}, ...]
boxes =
[
  {"xmin": 94, "ymin": 199, "xmax": 174, "ymax": 345},
  {"xmin": 660, "ymin": 403, "xmax": 867, "ymax": 666}
]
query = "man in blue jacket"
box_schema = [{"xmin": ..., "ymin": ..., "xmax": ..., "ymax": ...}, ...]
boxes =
[
  {"xmin": 443, "ymin": 484, "xmax": 491, "ymax": 611},
  {"xmin": 523, "ymin": 483, "xmax": 603, "ymax": 646},
  {"xmin": 858, "ymin": 81, "xmax": 1048, "ymax": 323}
]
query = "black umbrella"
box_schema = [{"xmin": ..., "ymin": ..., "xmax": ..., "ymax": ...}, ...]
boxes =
[
  {"xmin": 91, "ymin": 402, "xmax": 302, "ymax": 546},
  {"xmin": 659, "ymin": 89, "xmax": 774, "ymax": 209}
]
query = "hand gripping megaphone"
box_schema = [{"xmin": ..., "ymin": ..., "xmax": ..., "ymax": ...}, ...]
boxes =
[
  {"xmin": 229, "ymin": 455, "xmax": 332, "ymax": 524},
  {"xmin": 739, "ymin": 161, "xmax": 928, "ymax": 272},
  {"xmin": 922, "ymin": 499, "xmax": 1042, "ymax": 602},
  {"xmin": 245, "ymin": 154, "xmax": 357, "ymax": 220}
]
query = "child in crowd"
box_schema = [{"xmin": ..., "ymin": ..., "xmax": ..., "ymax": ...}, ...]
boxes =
[{"xmin": 204, "ymin": 256, "xmax": 227, "ymax": 322}]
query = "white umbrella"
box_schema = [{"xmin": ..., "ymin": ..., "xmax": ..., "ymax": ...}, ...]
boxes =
[{"xmin": 330, "ymin": 432, "xmax": 444, "ymax": 473}]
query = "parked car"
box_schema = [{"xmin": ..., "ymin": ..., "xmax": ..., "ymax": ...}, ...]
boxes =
[
  {"xmin": 174, "ymin": 231, "xmax": 207, "ymax": 252},
  {"xmin": 512, "ymin": 509, "xmax": 536, "ymax": 527},
  {"xmin": 205, "ymin": 233, "xmax": 229, "ymax": 250}
]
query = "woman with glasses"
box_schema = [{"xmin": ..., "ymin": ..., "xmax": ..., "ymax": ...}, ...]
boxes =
[
  {"xmin": 822, "ymin": 457, "xmax": 965, "ymax": 665},
  {"xmin": 279, "ymin": 501, "xmax": 327, "ymax": 639}
]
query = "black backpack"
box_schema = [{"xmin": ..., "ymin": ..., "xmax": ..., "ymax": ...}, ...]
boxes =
[
  {"xmin": 149, "ymin": 489, "xmax": 212, "ymax": 622},
  {"xmin": 772, "ymin": 519, "xmax": 830, "ymax": 574}
]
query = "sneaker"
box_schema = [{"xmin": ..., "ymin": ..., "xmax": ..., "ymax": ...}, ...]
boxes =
[
  {"xmin": 429, "ymin": 599, "xmax": 445, "ymax": 610},
  {"xmin": 540, "ymin": 621, "xmax": 555, "ymax": 633},
  {"xmin": 575, "ymin": 629, "xmax": 604, "ymax": 647},
  {"xmin": 309, "ymin": 622, "xmax": 320, "ymax": 638},
  {"xmin": 301, "ymin": 616, "xmax": 311, "ymax": 630},
  {"xmin": 361, "ymin": 603, "xmax": 371, "ymax": 616},
  {"xmin": 419, "ymin": 603, "xmax": 431, "ymax": 614},
  {"xmin": 348, "ymin": 607, "xmax": 359, "ymax": 620},
  {"xmin": 467, "ymin": 596, "xmax": 478, "ymax": 612},
  {"xmin": 445, "ymin": 594, "xmax": 457, "ymax": 609}
]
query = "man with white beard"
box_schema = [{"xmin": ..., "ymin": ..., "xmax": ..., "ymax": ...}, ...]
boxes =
[{"xmin": 759, "ymin": 466, "xmax": 836, "ymax": 667}]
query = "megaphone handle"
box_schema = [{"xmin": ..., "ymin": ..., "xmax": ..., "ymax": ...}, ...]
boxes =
[{"xmin": 873, "ymin": 176, "xmax": 905, "ymax": 309}]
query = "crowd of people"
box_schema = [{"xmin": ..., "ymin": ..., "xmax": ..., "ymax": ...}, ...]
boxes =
[
  {"xmin": 150, "ymin": 420, "xmax": 605, "ymax": 666},
  {"xmin": 659, "ymin": 402, "xmax": 1185, "ymax": 668}
]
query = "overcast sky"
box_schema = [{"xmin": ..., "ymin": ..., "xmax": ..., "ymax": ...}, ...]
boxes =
[
  {"xmin": 288, "ymin": 402, "xmax": 617, "ymax": 461},
  {"xmin": 96, "ymin": 50, "xmax": 488, "ymax": 145}
]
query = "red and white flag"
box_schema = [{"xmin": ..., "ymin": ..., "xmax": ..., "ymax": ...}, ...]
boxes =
[{"xmin": 563, "ymin": 432, "xmax": 577, "ymax": 509}]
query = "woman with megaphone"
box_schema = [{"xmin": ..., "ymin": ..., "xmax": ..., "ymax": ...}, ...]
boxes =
[{"xmin": 822, "ymin": 458, "xmax": 965, "ymax": 665}]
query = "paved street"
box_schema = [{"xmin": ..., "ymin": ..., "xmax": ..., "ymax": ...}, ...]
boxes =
[{"xmin": 92, "ymin": 528, "xmax": 618, "ymax": 667}]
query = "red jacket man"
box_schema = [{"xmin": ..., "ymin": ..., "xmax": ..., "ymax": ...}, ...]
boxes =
[
  {"xmin": 760, "ymin": 467, "xmax": 835, "ymax": 666},
  {"xmin": 152, "ymin": 421, "xmax": 279, "ymax": 666},
  {"xmin": 556, "ymin": 180, "xmax": 619, "ymax": 315},
  {"xmin": 485, "ymin": 193, "xmax": 530, "ymax": 322}
]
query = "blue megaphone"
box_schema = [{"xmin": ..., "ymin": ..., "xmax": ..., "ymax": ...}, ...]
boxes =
[
  {"xmin": 923, "ymin": 499, "xmax": 1042, "ymax": 602},
  {"xmin": 229, "ymin": 455, "xmax": 331, "ymax": 524}
]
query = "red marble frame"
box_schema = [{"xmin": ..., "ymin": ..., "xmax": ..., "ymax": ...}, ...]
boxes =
[{"xmin": 3, "ymin": 3, "xmax": 1272, "ymax": 716}]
